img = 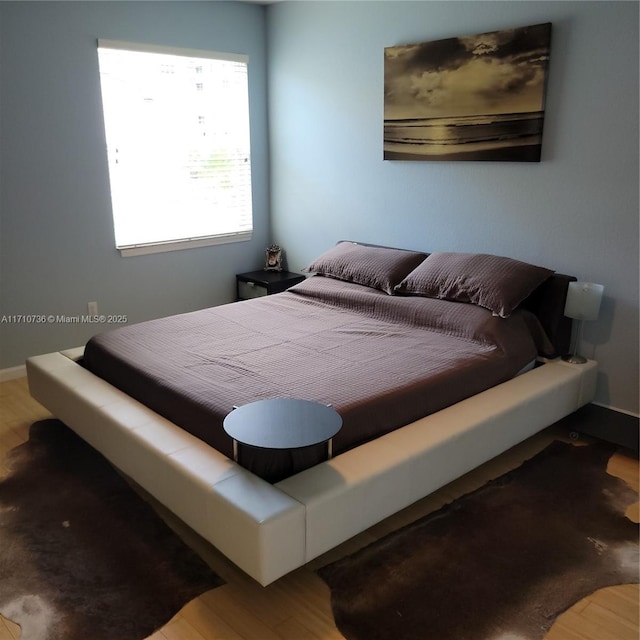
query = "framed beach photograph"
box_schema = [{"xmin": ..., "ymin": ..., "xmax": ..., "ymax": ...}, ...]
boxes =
[{"xmin": 384, "ymin": 23, "xmax": 552, "ymax": 162}]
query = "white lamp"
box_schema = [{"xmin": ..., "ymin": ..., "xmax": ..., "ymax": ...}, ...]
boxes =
[{"xmin": 562, "ymin": 281, "xmax": 604, "ymax": 364}]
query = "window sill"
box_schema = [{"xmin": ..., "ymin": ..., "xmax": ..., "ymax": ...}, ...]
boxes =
[{"xmin": 118, "ymin": 231, "xmax": 252, "ymax": 257}]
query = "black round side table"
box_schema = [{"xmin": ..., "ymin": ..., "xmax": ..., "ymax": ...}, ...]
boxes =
[{"xmin": 223, "ymin": 398, "xmax": 343, "ymax": 464}]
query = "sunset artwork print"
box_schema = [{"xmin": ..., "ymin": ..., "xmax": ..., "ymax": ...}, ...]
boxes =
[{"xmin": 384, "ymin": 23, "xmax": 552, "ymax": 161}]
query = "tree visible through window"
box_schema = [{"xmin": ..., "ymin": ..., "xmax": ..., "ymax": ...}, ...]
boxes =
[{"xmin": 97, "ymin": 40, "xmax": 253, "ymax": 256}]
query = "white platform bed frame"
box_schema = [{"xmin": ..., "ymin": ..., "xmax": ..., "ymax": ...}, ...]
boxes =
[{"xmin": 26, "ymin": 347, "xmax": 597, "ymax": 586}]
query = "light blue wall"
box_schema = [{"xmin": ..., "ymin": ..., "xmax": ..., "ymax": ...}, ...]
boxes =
[
  {"xmin": 0, "ymin": 1, "xmax": 269, "ymax": 365},
  {"xmin": 1, "ymin": 1, "xmax": 638, "ymax": 416},
  {"xmin": 267, "ymin": 1, "xmax": 639, "ymax": 415}
]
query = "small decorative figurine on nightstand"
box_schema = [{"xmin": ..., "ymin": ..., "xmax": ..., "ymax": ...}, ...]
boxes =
[{"xmin": 264, "ymin": 244, "xmax": 283, "ymax": 271}]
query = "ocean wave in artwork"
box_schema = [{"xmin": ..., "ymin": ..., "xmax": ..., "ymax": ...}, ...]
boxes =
[{"xmin": 383, "ymin": 111, "xmax": 544, "ymax": 160}]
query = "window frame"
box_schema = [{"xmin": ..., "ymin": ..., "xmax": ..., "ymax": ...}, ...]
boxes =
[{"xmin": 97, "ymin": 39, "xmax": 253, "ymax": 257}]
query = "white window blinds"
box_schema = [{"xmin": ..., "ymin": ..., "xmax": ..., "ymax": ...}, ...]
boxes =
[{"xmin": 97, "ymin": 40, "xmax": 252, "ymax": 256}]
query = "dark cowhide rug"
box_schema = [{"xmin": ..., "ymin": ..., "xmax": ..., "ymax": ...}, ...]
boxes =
[
  {"xmin": 318, "ymin": 441, "xmax": 639, "ymax": 640},
  {"xmin": 0, "ymin": 419, "xmax": 224, "ymax": 640}
]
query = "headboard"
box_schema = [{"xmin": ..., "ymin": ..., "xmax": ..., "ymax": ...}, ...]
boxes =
[
  {"xmin": 522, "ymin": 273, "xmax": 575, "ymax": 358},
  {"xmin": 338, "ymin": 241, "xmax": 573, "ymax": 358}
]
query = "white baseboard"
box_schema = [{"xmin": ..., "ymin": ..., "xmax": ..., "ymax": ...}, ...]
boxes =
[{"xmin": 0, "ymin": 364, "xmax": 27, "ymax": 382}]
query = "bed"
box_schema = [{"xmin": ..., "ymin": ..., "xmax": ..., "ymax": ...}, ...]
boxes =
[{"xmin": 26, "ymin": 243, "xmax": 598, "ymax": 585}]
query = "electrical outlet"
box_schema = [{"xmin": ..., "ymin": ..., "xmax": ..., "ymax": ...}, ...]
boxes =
[{"xmin": 87, "ymin": 301, "xmax": 98, "ymax": 316}]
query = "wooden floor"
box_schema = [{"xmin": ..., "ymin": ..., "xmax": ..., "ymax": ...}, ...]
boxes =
[{"xmin": 1, "ymin": 376, "xmax": 638, "ymax": 640}]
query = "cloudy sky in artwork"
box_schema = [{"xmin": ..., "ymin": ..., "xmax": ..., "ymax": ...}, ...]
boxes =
[{"xmin": 384, "ymin": 24, "xmax": 551, "ymax": 120}]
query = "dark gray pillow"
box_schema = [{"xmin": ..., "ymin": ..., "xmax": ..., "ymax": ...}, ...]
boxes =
[
  {"xmin": 304, "ymin": 242, "xmax": 428, "ymax": 295},
  {"xmin": 394, "ymin": 252, "xmax": 554, "ymax": 317}
]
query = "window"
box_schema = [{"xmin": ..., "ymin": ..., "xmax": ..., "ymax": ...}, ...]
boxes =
[{"xmin": 97, "ymin": 40, "xmax": 252, "ymax": 256}]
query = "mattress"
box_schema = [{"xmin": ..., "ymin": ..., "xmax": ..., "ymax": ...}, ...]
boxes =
[{"xmin": 82, "ymin": 276, "xmax": 548, "ymax": 481}]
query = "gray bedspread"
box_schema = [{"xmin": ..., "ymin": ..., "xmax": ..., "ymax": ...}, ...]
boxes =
[{"xmin": 83, "ymin": 276, "xmax": 546, "ymax": 481}]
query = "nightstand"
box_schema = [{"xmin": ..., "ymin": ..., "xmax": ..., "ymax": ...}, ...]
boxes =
[{"xmin": 236, "ymin": 270, "xmax": 306, "ymax": 301}]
